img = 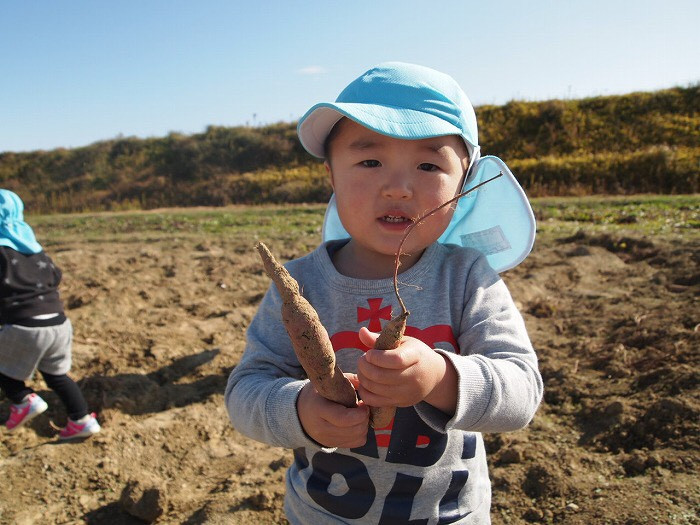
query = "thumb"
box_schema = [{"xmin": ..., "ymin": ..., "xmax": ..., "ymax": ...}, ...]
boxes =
[
  {"xmin": 359, "ymin": 326, "xmax": 379, "ymax": 349},
  {"xmin": 344, "ymin": 372, "xmax": 360, "ymax": 389}
]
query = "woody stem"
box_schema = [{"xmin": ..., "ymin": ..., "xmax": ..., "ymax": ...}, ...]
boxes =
[{"xmin": 392, "ymin": 172, "xmax": 504, "ymax": 314}]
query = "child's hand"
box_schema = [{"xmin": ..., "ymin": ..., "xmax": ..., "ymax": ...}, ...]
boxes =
[
  {"xmin": 297, "ymin": 381, "xmax": 369, "ymax": 448},
  {"xmin": 357, "ymin": 327, "xmax": 458, "ymax": 415}
]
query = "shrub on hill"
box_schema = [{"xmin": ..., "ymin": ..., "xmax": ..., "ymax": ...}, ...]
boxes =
[{"xmin": 0, "ymin": 86, "xmax": 697, "ymax": 213}]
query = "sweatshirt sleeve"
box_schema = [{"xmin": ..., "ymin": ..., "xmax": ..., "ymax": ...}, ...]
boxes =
[
  {"xmin": 224, "ymin": 283, "xmax": 321, "ymax": 450},
  {"xmin": 415, "ymin": 254, "xmax": 543, "ymax": 433}
]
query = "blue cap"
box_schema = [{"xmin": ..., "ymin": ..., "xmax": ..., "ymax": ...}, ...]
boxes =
[
  {"xmin": 0, "ymin": 189, "xmax": 43, "ymax": 254},
  {"xmin": 297, "ymin": 62, "xmax": 479, "ymax": 161},
  {"xmin": 299, "ymin": 62, "xmax": 535, "ymax": 272}
]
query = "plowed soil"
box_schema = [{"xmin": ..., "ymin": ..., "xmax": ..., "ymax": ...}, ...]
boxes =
[{"xmin": 1, "ymin": 205, "xmax": 697, "ymax": 524}]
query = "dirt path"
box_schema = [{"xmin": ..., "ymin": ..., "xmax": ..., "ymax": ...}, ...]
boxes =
[{"xmin": 1, "ymin": 214, "xmax": 697, "ymax": 524}]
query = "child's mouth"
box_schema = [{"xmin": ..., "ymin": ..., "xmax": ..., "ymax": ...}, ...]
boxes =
[{"xmin": 381, "ymin": 215, "xmax": 412, "ymax": 224}]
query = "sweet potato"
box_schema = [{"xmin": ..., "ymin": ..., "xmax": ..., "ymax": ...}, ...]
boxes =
[
  {"xmin": 367, "ymin": 311, "xmax": 407, "ymax": 428},
  {"xmin": 256, "ymin": 242, "xmax": 358, "ymax": 408},
  {"xmin": 256, "ymin": 242, "xmax": 405, "ymax": 427}
]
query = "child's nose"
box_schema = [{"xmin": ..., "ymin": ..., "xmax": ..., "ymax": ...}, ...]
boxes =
[{"xmin": 381, "ymin": 171, "xmax": 413, "ymax": 200}]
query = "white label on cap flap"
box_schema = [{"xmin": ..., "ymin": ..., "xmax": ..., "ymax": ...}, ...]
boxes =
[{"xmin": 459, "ymin": 226, "xmax": 511, "ymax": 255}]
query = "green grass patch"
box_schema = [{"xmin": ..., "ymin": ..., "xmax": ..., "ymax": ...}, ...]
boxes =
[
  {"xmin": 533, "ymin": 194, "xmax": 699, "ymax": 238},
  {"xmin": 30, "ymin": 204, "xmax": 327, "ymax": 245},
  {"xmin": 28, "ymin": 195, "xmax": 698, "ymax": 246}
]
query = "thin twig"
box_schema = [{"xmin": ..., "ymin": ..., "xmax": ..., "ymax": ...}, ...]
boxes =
[{"xmin": 392, "ymin": 172, "xmax": 503, "ymax": 313}]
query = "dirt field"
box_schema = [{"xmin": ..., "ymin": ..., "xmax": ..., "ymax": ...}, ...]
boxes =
[{"xmin": 1, "ymin": 200, "xmax": 698, "ymax": 524}]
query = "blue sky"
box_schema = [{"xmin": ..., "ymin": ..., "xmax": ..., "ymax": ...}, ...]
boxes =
[{"xmin": 1, "ymin": 0, "xmax": 698, "ymax": 153}]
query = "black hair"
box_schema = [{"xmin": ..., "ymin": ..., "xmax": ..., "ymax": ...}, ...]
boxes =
[{"xmin": 323, "ymin": 116, "xmax": 348, "ymax": 160}]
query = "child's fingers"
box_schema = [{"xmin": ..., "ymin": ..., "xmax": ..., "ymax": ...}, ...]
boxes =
[
  {"xmin": 357, "ymin": 354, "xmax": 400, "ymax": 385},
  {"xmin": 333, "ymin": 431, "xmax": 369, "ymax": 449},
  {"xmin": 322, "ymin": 403, "xmax": 369, "ymax": 428},
  {"xmin": 363, "ymin": 346, "xmax": 418, "ymax": 369},
  {"xmin": 358, "ymin": 326, "xmax": 379, "ymax": 348},
  {"xmin": 298, "ymin": 385, "xmax": 369, "ymax": 447},
  {"xmin": 357, "ymin": 362, "xmax": 415, "ymax": 397},
  {"xmin": 321, "ymin": 404, "xmax": 369, "ymax": 447},
  {"xmin": 311, "ymin": 416, "xmax": 368, "ymax": 449},
  {"xmin": 356, "ymin": 382, "xmax": 396, "ymax": 408}
]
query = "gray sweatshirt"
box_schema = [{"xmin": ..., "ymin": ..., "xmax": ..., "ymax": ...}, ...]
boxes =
[{"xmin": 225, "ymin": 240, "xmax": 542, "ymax": 524}]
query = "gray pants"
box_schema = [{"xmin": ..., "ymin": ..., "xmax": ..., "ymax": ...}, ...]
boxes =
[{"xmin": 0, "ymin": 319, "xmax": 73, "ymax": 381}]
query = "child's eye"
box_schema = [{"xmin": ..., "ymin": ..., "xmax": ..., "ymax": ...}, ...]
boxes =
[
  {"xmin": 361, "ymin": 160, "xmax": 381, "ymax": 168},
  {"xmin": 418, "ymin": 163, "xmax": 438, "ymax": 172}
]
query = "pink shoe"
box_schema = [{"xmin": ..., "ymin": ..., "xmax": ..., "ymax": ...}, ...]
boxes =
[
  {"xmin": 58, "ymin": 412, "xmax": 100, "ymax": 440},
  {"xmin": 5, "ymin": 393, "xmax": 48, "ymax": 432}
]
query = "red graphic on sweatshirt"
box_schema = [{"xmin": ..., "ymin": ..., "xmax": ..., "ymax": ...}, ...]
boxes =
[
  {"xmin": 374, "ymin": 422, "xmax": 431, "ymax": 448},
  {"xmin": 329, "ymin": 310, "xmax": 459, "ymax": 355},
  {"xmin": 357, "ymin": 298, "xmax": 392, "ymax": 332},
  {"xmin": 328, "ymin": 298, "xmax": 460, "ymax": 448}
]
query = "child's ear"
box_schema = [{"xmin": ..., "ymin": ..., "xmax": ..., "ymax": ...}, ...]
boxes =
[{"xmin": 324, "ymin": 160, "xmax": 335, "ymax": 190}]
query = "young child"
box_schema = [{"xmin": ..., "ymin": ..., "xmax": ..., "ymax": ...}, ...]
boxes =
[
  {"xmin": 226, "ymin": 62, "xmax": 542, "ymax": 523},
  {"xmin": 0, "ymin": 189, "xmax": 100, "ymax": 440}
]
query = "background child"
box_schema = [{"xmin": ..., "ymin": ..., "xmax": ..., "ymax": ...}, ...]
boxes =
[
  {"xmin": 226, "ymin": 62, "xmax": 543, "ymax": 523},
  {"xmin": 0, "ymin": 189, "xmax": 100, "ymax": 440}
]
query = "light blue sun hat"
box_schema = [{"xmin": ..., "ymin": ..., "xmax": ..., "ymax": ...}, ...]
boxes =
[
  {"xmin": 0, "ymin": 189, "xmax": 43, "ymax": 254},
  {"xmin": 297, "ymin": 62, "xmax": 535, "ymax": 272}
]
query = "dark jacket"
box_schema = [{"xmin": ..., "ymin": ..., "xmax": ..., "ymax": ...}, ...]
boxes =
[{"xmin": 0, "ymin": 246, "xmax": 66, "ymax": 326}]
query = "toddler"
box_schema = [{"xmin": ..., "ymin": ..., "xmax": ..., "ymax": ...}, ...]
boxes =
[
  {"xmin": 0, "ymin": 189, "xmax": 100, "ymax": 440},
  {"xmin": 226, "ymin": 62, "xmax": 542, "ymax": 523}
]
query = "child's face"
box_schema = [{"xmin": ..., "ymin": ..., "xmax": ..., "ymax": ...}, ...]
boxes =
[{"xmin": 325, "ymin": 118, "xmax": 469, "ymax": 275}]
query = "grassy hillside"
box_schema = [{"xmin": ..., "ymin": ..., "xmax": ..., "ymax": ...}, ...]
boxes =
[{"xmin": 1, "ymin": 86, "xmax": 698, "ymax": 213}]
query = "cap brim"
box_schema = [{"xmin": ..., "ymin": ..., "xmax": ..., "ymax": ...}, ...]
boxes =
[{"xmin": 298, "ymin": 103, "xmax": 464, "ymax": 158}]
